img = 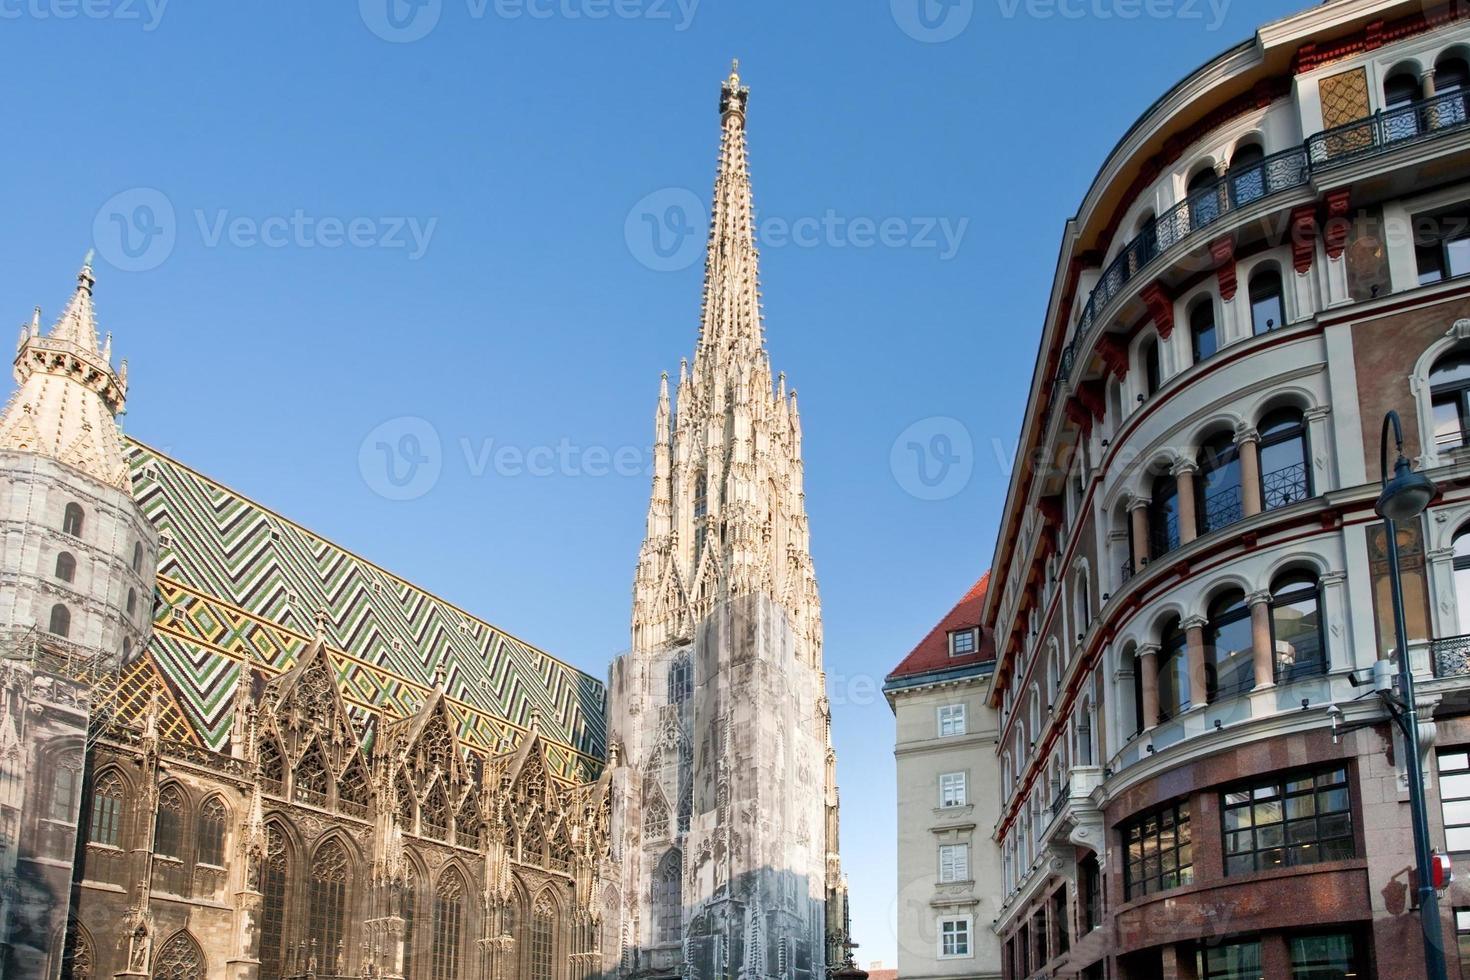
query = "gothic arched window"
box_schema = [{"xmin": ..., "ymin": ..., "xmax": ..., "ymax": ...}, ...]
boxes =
[
  {"xmin": 62, "ymin": 503, "xmax": 84, "ymax": 538},
  {"xmin": 54, "ymin": 552, "xmax": 75, "ymax": 583},
  {"xmin": 654, "ymin": 850, "xmax": 682, "ymax": 945},
  {"xmin": 644, "ymin": 796, "xmax": 669, "ymax": 841},
  {"xmin": 48, "ymin": 764, "xmax": 80, "ymax": 822},
  {"xmin": 60, "ymin": 920, "xmax": 93, "ymax": 980},
  {"xmin": 88, "ymin": 771, "xmax": 124, "ymax": 846},
  {"xmin": 48, "ymin": 604, "xmax": 70, "ymax": 638},
  {"xmin": 430, "ymin": 869, "xmax": 465, "ymax": 980},
  {"xmin": 260, "ymin": 827, "xmax": 290, "ymax": 980},
  {"xmin": 402, "ymin": 865, "xmax": 419, "ymax": 977},
  {"xmin": 259, "ymin": 738, "xmax": 285, "ymax": 793},
  {"xmin": 530, "ymin": 896, "xmax": 555, "ymax": 980},
  {"xmin": 338, "ymin": 757, "xmax": 372, "ymax": 818},
  {"xmin": 308, "ymin": 840, "xmax": 350, "ymax": 973},
  {"xmin": 153, "ymin": 932, "xmax": 205, "ymax": 980},
  {"xmin": 668, "ymin": 653, "xmax": 692, "ymax": 704},
  {"xmin": 422, "ymin": 782, "xmax": 449, "ymax": 840},
  {"xmin": 197, "ymin": 797, "xmax": 227, "ymax": 867},
  {"xmin": 132, "ymin": 541, "xmax": 143, "ymax": 572},
  {"xmin": 153, "ymin": 785, "xmax": 185, "ymax": 860},
  {"xmin": 294, "ymin": 744, "xmax": 331, "ymax": 807},
  {"xmin": 692, "ymin": 470, "xmax": 708, "ymax": 564}
]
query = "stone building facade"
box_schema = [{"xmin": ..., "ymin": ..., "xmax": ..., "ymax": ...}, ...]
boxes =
[
  {"xmin": 602, "ymin": 64, "xmax": 848, "ymax": 980},
  {"xmin": 983, "ymin": 2, "xmax": 1470, "ymax": 977}
]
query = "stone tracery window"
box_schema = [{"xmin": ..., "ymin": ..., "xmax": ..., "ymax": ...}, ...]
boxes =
[
  {"xmin": 259, "ymin": 738, "xmax": 285, "ymax": 793},
  {"xmin": 293, "ymin": 744, "xmax": 331, "ymax": 807},
  {"xmin": 654, "ymin": 849, "xmax": 682, "ymax": 945},
  {"xmin": 60, "ymin": 920, "xmax": 93, "ymax": 980},
  {"xmin": 260, "ymin": 827, "xmax": 290, "ymax": 980},
  {"xmin": 308, "ymin": 840, "xmax": 350, "ymax": 973},
  {"xmin": 530, "ymin": 895, "xmax": 555, "ymax": 980},
  {"xmin": 422, "ymin": 782, "xmax": 449, "ymax": 840},
  {"xmin": 153, "ymin": 785, "xmax": 185, "ymax": 860},
  {"xmin": 402, "ymin": 865, "xmax": 418, "ymax": 977},
  {"xmin": 87, "ymin": 770, "xmax": 124, "ymax": 847},
  {"xmin": 431, "ymin": 868, "xmax": 465, "ymax": 980},
  {"xmin": 644, "ymin": 796, "xmax": 669, "ymax": 841},
  {"xmin": 338, "ymin": 757, "xmax": 372, "ymax": 818},
  {"xmin": 197, "ymin": 796, "xmax": 227, "ymax": 867},
  {"xmin": 153, "ymin": 932, "xmax": 205, "ymax": 980}
]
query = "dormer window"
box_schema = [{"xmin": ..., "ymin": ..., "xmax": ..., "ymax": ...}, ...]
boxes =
[{"xmin": 949, "ymin": 628, "xmax": 978, "ymax": 656}]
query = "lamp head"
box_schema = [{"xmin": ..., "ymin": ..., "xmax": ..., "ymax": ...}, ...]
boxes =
[{"xmin": 1376, "ymin": 454, "xmax": 1436, "ymax": 522}]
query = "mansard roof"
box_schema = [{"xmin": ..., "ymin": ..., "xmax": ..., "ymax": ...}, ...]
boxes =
[{"xmin": 885, "ymin": 572, "xmax": 994, "ymax": 684}]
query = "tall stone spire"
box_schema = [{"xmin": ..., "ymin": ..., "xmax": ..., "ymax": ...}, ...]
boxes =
[{"xmin": 0, "ymin": 254, "xmax": 130, "ymax": 488}]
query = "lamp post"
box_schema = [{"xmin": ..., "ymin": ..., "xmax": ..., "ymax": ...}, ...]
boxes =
[{"xmin": 1376, "ymin": 410, "xmax": 1447, "ymax": 980}]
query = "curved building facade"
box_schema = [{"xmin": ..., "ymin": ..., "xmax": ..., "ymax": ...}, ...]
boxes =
[{"xmin": 985, "ymin": 2, "xmax": 1470, "ymax": 977}]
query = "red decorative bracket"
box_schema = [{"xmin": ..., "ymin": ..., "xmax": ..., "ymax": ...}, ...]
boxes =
[
  {"xmin": 1065, "ymin": 397, "xmax": 1094, "ymax": 438},
  {"xmin": 1077, "ymin": 379, "xmax": 1107, "ymax": 422},
  {"xmin": 1324, "ymin": 190, "xmax": 1351, "ymax": 261},
  {"xmin": 1210, "ymin": 236, "xmax": 1238, "ymax": 301},
  {"xmin": 1140, "ymin": 281, "xmax": 1175, "ymax": 339},
  {"xmin": 1290, "ymin": 204, "xmax": 1319, "ymax": 275},
  {"xmin": 1097, "ymin": 335, "xmax": 1130, "ymax": 380}
]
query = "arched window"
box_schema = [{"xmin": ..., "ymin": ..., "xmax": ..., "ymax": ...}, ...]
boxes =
[
  {"xmin": 293, "ymin": 744, "xmax": 330, "ymax": 807},
  {"xmin": 131, "ymin": 541, "xmax": 143, "ymax": 573},
  {"xmin": 88, "ymin": 771, "xmax": 124, "ymax": 846},
  {"xmin": 1157, "ymin": 617, "xmax": 1191, "ymax": 721},
  {"xmin": 422, "ymin": 782, "xmax": 449, "ymax": 840},
  {"xmin": 126, "ymin": 588, "xmax": 137, "ymax": 616},
  {"xmin": 1385, "ymin": 69, "xmax": 1422, "ymax": 107},
  {"xmin": 654, "ymin": 850, "xmax": 682, "ymax": 945},
  {"xmin": 530, "ymin": 896, "xmax": 555, "ymax": 980},
  {"xmin": 1385, "ymin": 70, "xmax": 1424, "ymax": 141},
  {"xmin": 1249, "ymin": 267, "xmax": 1284, "ymax": 334},
  {"xmin": 1109, "ymin": 377, "xmax": 1124, "ymax": 428},
  {"xmin": 197, "ymin": 797, "xmax": 227, "ymax": 867},
  {"xmin": 1431, "ymin": 350, "xmax": 1470, "ymax": 453},
  {"xmin": 308, "ymin": 841, "xmax": 350, "ymax": 973},
  {"xmin": 260, "ymin": 827, "xmax": 290, "ymax": 980},
  {"xmin": 62, "ymin": 503, "xmax": 84, "ymax": 538},
  {"xmin": 644, "ymin": 795, "xmax": 669, "ymax": 841},
  {"xmin": 1228, "ymin": 142, "xmax": 1267, "ymax": 205},
  {"xmin": 1123, "ymin": 645, "xmax": 1144, "ymax": 737},
  {"xmin": 259, "ymin": 738, "xmax": 285, "ymax": 793},
  {"xmin": 1454, "ymin": 526, "xmax": 1470, "ymax": 633},
  {"xmin": 153, "ymin": 932, "xmax": 205, "ymax": 980},
  {"xmin": 1187, "ymin": 165, "xmax": 1223, "ymax": 232},
  {"xmin": 54, "ymin": 552, "xmax": 75, "ymax": 583},
  {"xmin": 401, "ymin": 866, "xmax": 419, "ymax": 977},
  {"xmin": 1206, "ymin": 591, "xmax": 1254, "ymax": 700},
  {"xmin": 60, "ymin": 920, "xmax": 93, "ymax": 980},
  {"xmin": 48, "ymin": 764, "xmax": 80, "ymax": 822},
  {"xmin": 48, "ymin": 604, "xmax": 70, "ymax": 638},
  {"xmin": 1197, "ymin": 431, "xmax": 1243, "ymax": 534},
  {"xmin": 1141, "ymin": 337, "xmax": 1162, "ymax": 397},
  {"xmin": 692, "ymin": 470, "xmax": 708, "ymax": 565},
  {"xmin": 667, "ymin": 653, "xmax": 691, "ymax": 704},
  {"xmin": 1259, "ymin": 409, "xmax": 1312, "ymax": 508},
  {"xmin": 599, "ymin": 885, "xmax": 619, "ymax": 961},
  {"xmin": 1272, "ymin": 570, "xmax": 1325, "ymax": 681},
  {"xmin": 1148, "ymin": 471, "xmax": 1180, "ymax": 558},
  {"xmin": 154, "ymin": 785, "xmax": 185, "ymax": 860},
  {"xmin": 1077, "ymin": 697, "xmax": 1095, "ymax": 766},
  {"xmin": 1189, "ymin": 299, "xmax": 1217, "ymax": 363},
  {"xmin": 1074, "ymin": 569, "xmax": 1091, "ymax": 636},
  {"xmin": 430, "ymin": 869, "xmax": 465, "ymax": 980},
  {"xmin": 1438, "ymin": 55, "xmax": 1470, "ymax": 127}
]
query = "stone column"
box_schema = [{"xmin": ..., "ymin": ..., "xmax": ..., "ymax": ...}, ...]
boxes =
[
  {"xmin": 1248, "ymin": 592, "xmax": 1275, "ymax": 690},
  {"xmin": 1428, "ymin": 546, "xmax": 1460, "ymax": 637},
  {"xmin": 1237, "ymin": 424, "xmax": 1263, "ymax": 518},
  {"xmin": 1304, "ymin": 405, "xmax": 1332, "ymax": 496},
  {"xmin": 1129, "ymin": 496, "xmax": 1151, "ymax": 570},
  {"xmin": 1423, "ymin": 67, "xmax": 1438, "ymax": 98},
  {"xmin": 1138, "ymin": 644, "xmax": 1161, "ymax": 731},
  {"xmin": 1184, "ymin": 615, "xmax": 1210, "ymax": 710},
  {"xmin": 1174, "ymin": 460, "xmax": 1199, "ymax": 545}
]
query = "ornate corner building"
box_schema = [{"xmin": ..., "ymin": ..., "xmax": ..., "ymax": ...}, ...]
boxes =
[
  {"xmin": 984, "ymin": 1, "xmax": 1470, "ymax": 977},
  {"xmin": 602, "ymin": 64, "xmax": 848, "ymax": 980}
]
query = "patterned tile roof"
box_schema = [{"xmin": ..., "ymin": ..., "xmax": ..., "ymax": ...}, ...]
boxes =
[
  {"xmin": 125, "ymin": 440, "xmax": 606, "ymax": 782},
  {"xmin": 886, "ymin": 571, "xmax": 993, "ymax": 682}
]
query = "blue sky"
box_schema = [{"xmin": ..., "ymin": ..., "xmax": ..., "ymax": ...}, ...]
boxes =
[{"xmin": 5, "ymin": 0, "xmax": 1307, "ymax": 967}]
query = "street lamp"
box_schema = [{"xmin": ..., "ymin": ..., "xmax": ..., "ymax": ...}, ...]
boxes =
[{"xmin": 1376, "ymin": 409, "xmax": 1447, "ymax": 980}]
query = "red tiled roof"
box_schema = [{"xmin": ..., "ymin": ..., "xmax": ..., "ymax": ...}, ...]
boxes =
[{"xmin": 886, "ymin": 571, "xmax": 994, "ymax": 682}]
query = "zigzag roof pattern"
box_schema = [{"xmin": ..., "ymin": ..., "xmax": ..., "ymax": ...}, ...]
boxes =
[{"xmin": 125, "ymin": 439, "xmax": 606, "ymax": 783}]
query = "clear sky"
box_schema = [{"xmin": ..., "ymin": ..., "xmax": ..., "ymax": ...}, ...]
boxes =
[{"xmin": 7, "ymin": 0, "xmax": 1307, "ymax": 967}]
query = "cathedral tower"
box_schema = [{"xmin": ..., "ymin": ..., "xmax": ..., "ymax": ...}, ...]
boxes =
[
  {"xmin": 605, "ymin": 64, "xmax": 846, "ymax": 980},
  {"xmin": 0, "ymin": 257, "xmax": 158, "ymax": 979}
]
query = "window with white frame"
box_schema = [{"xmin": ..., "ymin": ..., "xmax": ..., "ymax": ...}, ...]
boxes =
[
  {"xmin": 939, "ymin": 844, "xmax": 970, "ymax": 883},
  {"xmin": 940, "ymin": 772, "xmax": 967, "ymax": 808},
  {"xmin": 939, "ymin": 916, "xmax": 973, "ymax": 958},
  {"xmin": 949, "ymin": 628, "xmax": 978, "ymax": 656},
  {"xmin": 937, "ymin": 703, "xmax": 967, "ymax": 737}
]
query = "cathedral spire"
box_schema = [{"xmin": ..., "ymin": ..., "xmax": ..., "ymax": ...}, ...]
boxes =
[{"xmin": 697, "ymin": 60, "xmax": 763, "ymax": 365}]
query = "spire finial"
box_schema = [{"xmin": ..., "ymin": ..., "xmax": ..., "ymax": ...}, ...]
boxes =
[
  {"xmin": 314, "ymin": 608, "xmax": 329, "ymax": 641},
  {"xmin": 720, "ymin": 58, "xmax": 749, "ymax": 122},
  {"xmin": 78, "ymin": 250, "xmax": 95, "ymax": 293},
  {"xmin": 433, "ymin": 657, "xmax": 447, "ymax": 688}
]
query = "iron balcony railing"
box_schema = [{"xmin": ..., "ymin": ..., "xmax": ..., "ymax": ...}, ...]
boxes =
[
  {"xmin": 1308, "ymin": 89, "xmax": 1470, "ymax": 169},
  {"xmin": 1262, "ymin": 461, "xmax": 1310, "ymax": 511},
  {"xmin": 1055, "ymin": 89, "xmax": 1470, "ymax": 391},
  {"xmin": 1057, "ymin": 145, "xmax": 1310, "ymax": 383},
  {"xmin": 1433, "ymin": 633, "xmax": 1470, "ymax": 678},
  {"xmin": 1202, "ymin": 484, "xmax": 1244, "ymax": 535},
  {"xmin": 1120, "ymin": 558, "xmax": 1136, "ymax": 585},
  {"xmin": 1051, "ymin": 785, "xmax": 1070, "ymax": 819}
]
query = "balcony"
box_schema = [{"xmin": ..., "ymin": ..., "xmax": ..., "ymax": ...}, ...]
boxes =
[
  {"xmin": 1433, "ymin": 634, "xmax": 1470, "ymax": 678},
  {"xmin": 1308, "ymin": 89, "xmax": 1470, "ymax": 169},
  {"xmin": 1057, "ymin": 146, "xmax": 1310, "ymax": 383}
]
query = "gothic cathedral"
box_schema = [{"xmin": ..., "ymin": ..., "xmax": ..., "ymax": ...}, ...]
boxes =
[{"xmin": 604, "ymin": 65, "xmax": 849, "ymax": 980}]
